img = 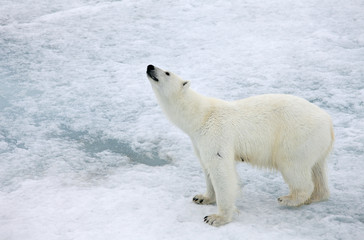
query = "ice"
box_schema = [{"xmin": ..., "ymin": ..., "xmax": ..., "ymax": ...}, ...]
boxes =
[{"xmin": 1, "ymin": 0, "xmax": 364, "ymax": 239}]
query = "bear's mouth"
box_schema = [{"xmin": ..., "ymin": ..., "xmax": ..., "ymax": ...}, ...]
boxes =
[
  {"xmin": 147, "ymin": 70, "xmax": 159, "ymax": 82},
  {"xmin": 149, "ymin": 74, "xmax": 159, "ymax": 82}
]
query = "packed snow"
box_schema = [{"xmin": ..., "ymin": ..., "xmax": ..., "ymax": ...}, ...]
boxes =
[{"xmin": 1, "ymin": 0, "xmax": 364, "ymax": 239}]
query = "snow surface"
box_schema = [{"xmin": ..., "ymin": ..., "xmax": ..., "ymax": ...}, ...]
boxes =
[{"xmin": 1, "ymin": 0, "xmax": 364, "ymax": 239}]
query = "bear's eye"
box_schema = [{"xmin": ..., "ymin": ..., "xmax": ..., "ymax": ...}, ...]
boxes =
[{"xmin": 165, "ymin": 72, "xmax": 170, "ymax": 76}]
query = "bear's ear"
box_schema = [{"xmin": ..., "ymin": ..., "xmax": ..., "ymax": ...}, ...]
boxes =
[{"xmin": 182, "ymin": 81, "xmax": 190, "ymax": 89}]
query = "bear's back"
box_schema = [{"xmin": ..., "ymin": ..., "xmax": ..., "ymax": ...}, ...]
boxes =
[{"xmin": 233, "ymin": 94, "xmax": 328, "ymax": 121}]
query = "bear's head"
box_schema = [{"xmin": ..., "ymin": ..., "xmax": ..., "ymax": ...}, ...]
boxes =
[{"xmin": 146, "ymin": 65, "xmax": 190, "ymax": 99}]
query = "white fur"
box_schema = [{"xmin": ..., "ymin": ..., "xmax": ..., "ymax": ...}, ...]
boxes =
[{"xmin": 146, "ymin": 65, "xmax": 334, "ymax": 227}]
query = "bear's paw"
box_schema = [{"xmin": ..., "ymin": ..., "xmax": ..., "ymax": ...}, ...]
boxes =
[
  {"xmin": 193, "ymin": 194, "xmax": 215, "ymax": 205},
  {"xmin": 203, "ymin": 214, "xmax": 230, "ymax": 227},
  {"xmin": 278, "ymin": 195, "xmax": 307, "ymax": 207}
]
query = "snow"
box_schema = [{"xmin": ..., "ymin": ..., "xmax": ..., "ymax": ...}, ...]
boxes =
[{"xmin": 0, "ymin": 0, "xmax": 364, "ymax": 239}]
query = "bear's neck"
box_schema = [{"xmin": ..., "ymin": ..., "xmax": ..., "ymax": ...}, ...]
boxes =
[{"xmin": 158, "ymin": 89, "xmax": 213, "ymax": 136}]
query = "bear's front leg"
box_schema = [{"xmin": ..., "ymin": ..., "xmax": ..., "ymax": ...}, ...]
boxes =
[
  {"xmin": 193, "ymin": 167, "xmax": 216, "ymax": 205},
  {"xmin": 201, "ymin": 151, "xmax": 238, "ymax": 227}
]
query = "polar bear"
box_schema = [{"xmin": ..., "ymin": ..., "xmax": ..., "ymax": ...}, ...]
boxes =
[{"xmin": 146, "ymin": 65, "xmax": 334, "ymax": 227}]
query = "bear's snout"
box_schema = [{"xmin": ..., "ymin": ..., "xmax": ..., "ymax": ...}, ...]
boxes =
[
  {"xmin": 147, "ymin": 64, "xmax": 159, "ymax": 82},
  {"xmin": 147, "ymin": 65, "xmax": 155, "ymax": 72}
]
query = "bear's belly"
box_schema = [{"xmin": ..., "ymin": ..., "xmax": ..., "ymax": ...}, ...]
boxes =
[
  {"xmin": 234, "ymin": 153, "xmax": 276, "ymax": 169},
  {"xmin": 235, "ymin": 155, "xmax": 248, "ymax": 163}
]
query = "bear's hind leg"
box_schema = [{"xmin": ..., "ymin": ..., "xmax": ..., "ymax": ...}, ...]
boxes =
[
  {"xmin": 278, "ymin": 165, "xmax": 314, "ymax": 207},
  {"xmin": 306, "ymin": 157, "xmax": 330, "ymax": 204}
]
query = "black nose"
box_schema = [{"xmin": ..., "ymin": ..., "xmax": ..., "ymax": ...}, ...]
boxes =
[{"xmin": 147, "ymin": 65, "xmax": 154, "ymax": 72}]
